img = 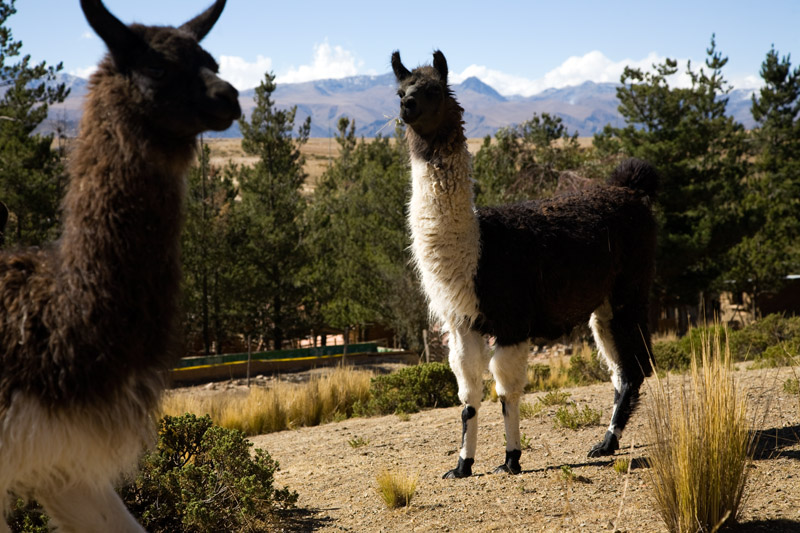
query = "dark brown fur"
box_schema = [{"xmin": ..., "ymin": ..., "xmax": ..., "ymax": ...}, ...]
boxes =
[{"xmin": 0, "ymin": 0, "xmax": 240, "ymax": 413}]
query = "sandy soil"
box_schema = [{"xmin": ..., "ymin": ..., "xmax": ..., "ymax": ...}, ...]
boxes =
[{"xmin": 250, "ymin": 365, "xmax": 800, "ymax": 532}]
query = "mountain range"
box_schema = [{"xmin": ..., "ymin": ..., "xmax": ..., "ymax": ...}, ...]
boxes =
[{"xmin": 40, "ymin": 72, "xmax": 758, "ymax": 139}]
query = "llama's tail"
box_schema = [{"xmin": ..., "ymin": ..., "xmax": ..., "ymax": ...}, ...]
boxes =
[{"xmin": 607, "ymin": 158, "xmax": 659, "ymax": 201}]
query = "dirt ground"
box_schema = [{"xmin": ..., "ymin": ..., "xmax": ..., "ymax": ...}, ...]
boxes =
[{"xmin": 249, "ymin": 365, "xmax": 800, "ymax": 532}]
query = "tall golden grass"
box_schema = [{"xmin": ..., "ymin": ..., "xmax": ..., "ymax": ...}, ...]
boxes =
[
  {"xmin": 163, "ymin": 366, "xmax": 373, "ymax": 436},
  {"xmin": 646, "ymin": 328, "xmax": 754, "ymax": 532}
]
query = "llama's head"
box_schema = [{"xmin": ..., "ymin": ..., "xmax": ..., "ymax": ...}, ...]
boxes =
[
  {"xmin": 392, "ymin": 50, "xmax": 459, "ymax": 139},
  {"xmin": 80, "ymin": 0, "xmax": 241, "ymax": 138}
]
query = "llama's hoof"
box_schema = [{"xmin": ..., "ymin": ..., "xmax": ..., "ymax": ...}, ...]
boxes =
[
  {"xmin": 442, "ymin": 457, "xmax": 473, "ymax": 479},
  {"xmin": 588, "ymin": 431, "xmax": 619, "ymax": 457},
  {"xmin": 492, "ymin": 449, "xmax": 522, "ymax": 474}
]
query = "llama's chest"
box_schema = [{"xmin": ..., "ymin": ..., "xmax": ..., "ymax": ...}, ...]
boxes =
[{"xmin": 408, "ymin": 158, "xmax": 480, "ymax": 327}]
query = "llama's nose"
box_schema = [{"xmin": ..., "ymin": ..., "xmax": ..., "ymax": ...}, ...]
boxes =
[{"xmin": 402, "ymin": 96, "xmax": 417, "ymax": 111}]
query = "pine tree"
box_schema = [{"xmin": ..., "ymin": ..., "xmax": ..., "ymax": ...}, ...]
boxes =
[
  {"xmin": 595, "ymin": 36, "xmax": 749, "ymax": 323},
  {"xmin": 725, "ymin": 48, "xmax": 800, "ymax": 316},
  {"xmin": 474, "ymin": 112, "xmax": 584, "ymax": 206},
  {"xmin": 0, "ymin": 0, "xmax": 68, "ymax": 245},
  {"xmin": 236, "ymin": 72, "xmax": 310, "ymax": 350},
  {"xmin": 181, "ymin": 144, "xmax": 240, "ymax": 354}
]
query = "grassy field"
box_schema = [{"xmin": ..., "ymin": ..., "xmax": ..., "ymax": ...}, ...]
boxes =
[{"xmin": 204, "ymin": 137, "xmax": 487, "ymax": 190}]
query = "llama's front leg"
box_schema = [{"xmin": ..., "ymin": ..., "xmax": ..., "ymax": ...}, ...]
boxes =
[
  {"xmin": 37, "ymin": 482, "xmax": 146, "ymax": 533},
  {"xmin": 489, "ymin": 342, "xmax": 529, "ymax": 474},
  {"xmin": 443, "ymin": 326, "xmax": 488, "ymax": 479}
]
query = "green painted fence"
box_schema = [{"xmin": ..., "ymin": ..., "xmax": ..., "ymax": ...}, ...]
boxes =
[{"xmin": 175, "ymin": 342, "xmax": 379, "ymax": 371}]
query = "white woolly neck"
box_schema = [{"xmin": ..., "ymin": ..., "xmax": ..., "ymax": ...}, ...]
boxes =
[{"xmin": 407, "ymin": 144, "xmax": 481, "ymax": 328}]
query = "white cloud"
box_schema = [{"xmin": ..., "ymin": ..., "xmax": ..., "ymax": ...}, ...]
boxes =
[
  {"xmin": 70, "ymin": 65, "xmax": 97, "ymax": 79},
  {"xmin": 81, "ymin": 31, "xmax": 95, "ymax": 40},
  {"xmin": 219, "ymin": 54, "xmax": 273, "ymax": 91},
  {"xmin": 276, "ymin": 41, "xmax": 363, "ymax": 84},
  {"xmin": 450, "ymin": 51, "xmax": 705, "ymax": 97}
]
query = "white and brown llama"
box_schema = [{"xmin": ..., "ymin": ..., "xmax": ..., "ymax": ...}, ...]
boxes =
[
  {"xmin": 392, "ymin": 50, "xmax": 658, "ymax": 478},
  {"xmin": 0, "ymin": 1, "xmax": 240, "ymax": 531}
]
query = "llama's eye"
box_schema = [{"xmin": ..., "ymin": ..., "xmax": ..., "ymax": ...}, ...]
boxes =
[
  {"xmin": 426, "ymin": 86, "xmax": 441, "ymax": 97},
  {"xmin": 397, "ymin": 89, "xmax": 405, "ymax": 98}
]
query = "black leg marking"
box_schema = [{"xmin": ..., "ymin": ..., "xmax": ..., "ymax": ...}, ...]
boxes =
[
  {"xmin": 442, "ymin": 457, "xmax": 474, "ymax": 479},
  {"xmin": 444, "ymin": 405, "xmax": 477, "ymax": 479},
  {"xmin": 459, "ymin": 405, "xmax": 476, "ymax": 449},
  {"xmin": 588, "ymin": 430, "xmax": 619, "ymax": 457},
  {"xmin": 492, "ymin": 449, "xmax": 522, "ymax": 475}
]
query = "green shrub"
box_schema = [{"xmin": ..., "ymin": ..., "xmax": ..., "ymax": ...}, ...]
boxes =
[
  {"xmin": 120, "ymin": 414, "xmax": 297, "ymax": 533},
  {"xmin": 358, "ymin": 362, "xmax": 459, "ymax": 415},
  {"xmin": 525, "ymin": 363, "xmax": 552, "ymax": 391},
  {"xmin": 653, "ymin": 315, "xmax": 800, "ymax": 372},
  {"xmin": 554, "ymin": 403, "xmax": 602, "ymax": 429},
  {"xmin": 567, "ymin": 350, "xmax": 610, "ymax": 385},
  {"xmin": 784, "ymin": 377, "xmax": 800, "ymax": 395},
  {"xmin": 6, "ymin": 499, "xmax": 49, "ymax": 533},
  {"xmin": 652, "ymin": 339, "xmax": 692, "ymax": 372},
  {"xmin": 729, "ymin": 314, "xmax": 800, "ymax": 362}
]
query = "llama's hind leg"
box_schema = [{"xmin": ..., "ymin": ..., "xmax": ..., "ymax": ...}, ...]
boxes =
[
  {"xmin": 37, "ymin": 482, "xmax": 146, "ymax": 533},
  {"xmin": 443, "ymin": 325, "xmax": 489, "ymax": 479},
  {"xmin": 489, "ymin": 341, "xmax": 529, "ymax": 474},
  {"xmin": 587, "ymin": 299, "xmax": 650, "ymax": 457}
]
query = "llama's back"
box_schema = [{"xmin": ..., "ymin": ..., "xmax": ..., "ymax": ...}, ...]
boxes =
[{"xmin": 473, "ymin": 182, "xmax": 656, "ymax": 345}]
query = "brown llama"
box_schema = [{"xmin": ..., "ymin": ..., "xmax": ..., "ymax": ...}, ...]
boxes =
[
  {"xmin": 392, "ymin": 50, "xmax": 657, "ymax": 478},
  {"xmin": 0, "ymin": 1, "xmax": 240, "ymax": 531}
]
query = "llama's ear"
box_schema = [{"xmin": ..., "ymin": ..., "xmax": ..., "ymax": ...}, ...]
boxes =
[
  {"xmin": 433, "ymin": 50, "xmax": 448, "ymax": 82},
  {"xmin": 180, "ymin": 0, "xmax": 226, "ymax": 42},
  {"xmin": 391, "ymin": 51, "xmax": 411, "ymax": 82},
  {"xmin": 80, "ymin": 0, "xmax": 145, "ymax": 66}
]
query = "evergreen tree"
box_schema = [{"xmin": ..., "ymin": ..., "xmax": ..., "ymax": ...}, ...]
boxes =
[
  {"xmin": 306, "ymin": 119, "xmax": 427, "ymax": 350},
  {"xmin": 0, "ymin": 0, "xmax": 68, "ymax": 245},
  {"xmin": 236, "ymin": 72, "xmax": 310, "ymax": 350},
  {"xmin": 181, "ymin": 144, "xmax": 241, "ymax": 354},
  {"xmin": 726, "ymin": 48, "xmax": 800, "ymax": 315},
  {"xmin": 474, "ymin": 112, "xmax": 585, "ymax": 206},
  {"xmin": 595, "ymin": 36, "xmax": 749, "ymax": 319}
]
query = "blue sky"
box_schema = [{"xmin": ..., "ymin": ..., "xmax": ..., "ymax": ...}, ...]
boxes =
[{"xmin": 8, "ymin": 1, "xmax": 800, "ymax": 95}]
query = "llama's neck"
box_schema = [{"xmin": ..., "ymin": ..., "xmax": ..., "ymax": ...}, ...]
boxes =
[
  {"xmin": 407, "ymin": 135, "xmax": 480, "ymax": 328},
  {"xmin": 57, "ymin": 85, "xmax": 195, "ymax": 368}
]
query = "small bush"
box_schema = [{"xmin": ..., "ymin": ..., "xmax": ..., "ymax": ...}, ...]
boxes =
[
  {"xmin": 653, "ymin": 315, "xmax": 800, "ymax": 372},
  {"xmin": 519, "ymin": 400, "xmax": 544, "ymax": 419},
  {"xmin": 525, "ymin": 363, "xmax": 552, "ymax": 391},
  {"xmin": 376, "ymin": 470, "xmax": 417, "ymax": 509},
  {"xmin": 120, "ymin": 414, "xmax": 297, "ymax": 533},
  {"xmin": 348, "ymin": 436, "xmax": 370, "ymax": 448},
  {"xmin": 554, "ymin": 403, "xmax": 601, "ymax": 429},
  {"xmin": 567, "ymin": 350, "xmax": 610, "ymax": 385},
  {"xmin": 6, "ymin": 499, "xmax": 49, "ymax": 533},
  {"xmin": 784, "ymin": 377, "xmax": 800, "ymax": 395},
  {"xmin": 358, "ymin": 362, "xmax": 459, "ymax": 416},
  {"xmin": 539, "ymin": 390, "xmax": 571, "ymax": 406},
  {"xmin": 653, "ymin": 340, "xmax": 692, "ymax": 372},
  {"xmin": 613, "ymin": 458, "xmax": 630, "ymax": 475}
]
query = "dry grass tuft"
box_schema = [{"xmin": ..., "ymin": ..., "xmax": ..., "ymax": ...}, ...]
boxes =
[
  {"xmin": 376, "ymin": 469, "xmax": 418, "ymax": 509},
  {"xmin": 646, "ymin": 328, "xmax": 754, "ymax": 532},
  {"xmin": 163, "ymin": 366, "xmax": 373, "ymax": 436}
]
